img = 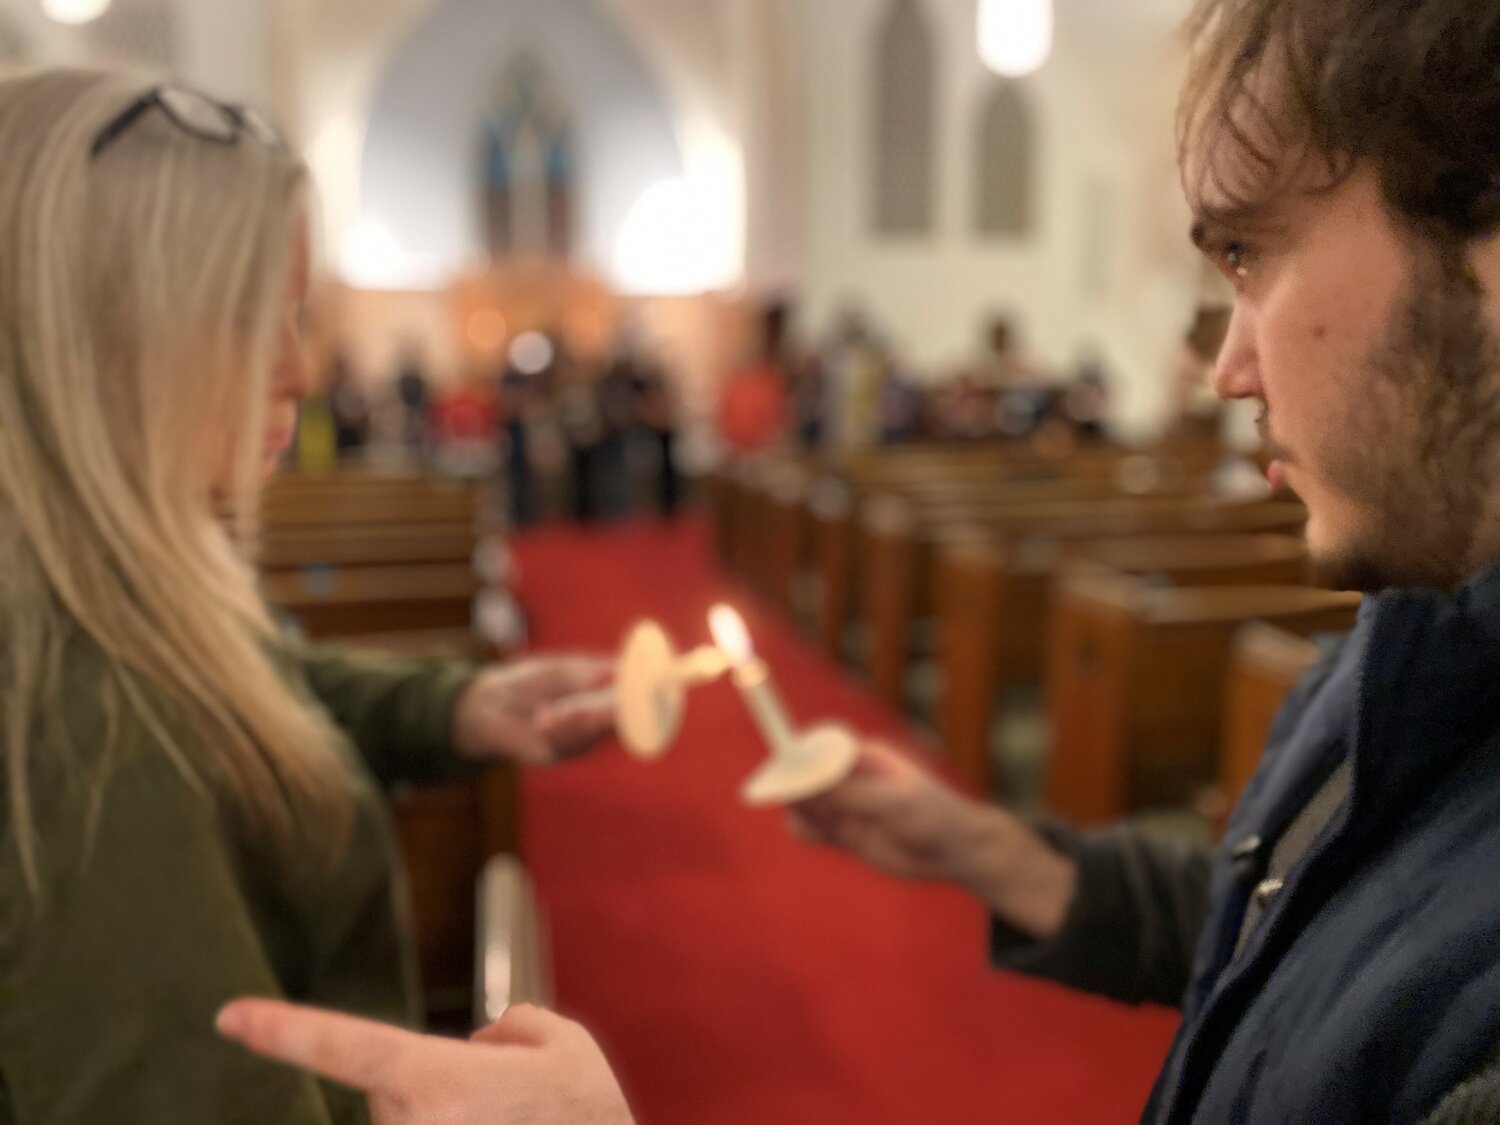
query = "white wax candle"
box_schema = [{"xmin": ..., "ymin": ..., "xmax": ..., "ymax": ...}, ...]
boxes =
[
  {"xmin": 560, "ymin": 642, "xmax": 729, "ymax": 712},
  {"xmin": 730, "ymin": 657, "xmax": 798, "ymax": 757},
  {"xmin": 674, "ymin": 645, "xmax": 731, "ymax": 686},
  {"xmin": 709, "ymin": 603, "xmax": 800, "ymax": 756}
]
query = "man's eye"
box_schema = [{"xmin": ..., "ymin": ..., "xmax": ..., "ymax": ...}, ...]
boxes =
[{"xmin": 1223, "ymin": 241, "xmax": 1253, "ymax": 278}]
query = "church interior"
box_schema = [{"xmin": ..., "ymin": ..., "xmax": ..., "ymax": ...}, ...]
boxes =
[{"xmin": 0, "ymin": 1, "xmax": 1344, "ymax": 1121}]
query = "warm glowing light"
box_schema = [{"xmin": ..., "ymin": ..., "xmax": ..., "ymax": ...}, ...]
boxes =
[
  {"xmin": 709, "ymin": 605, "xmax": 754, "ymax": 666},
  {"xmin": 467, "ymin": 309, "xmax": 507, "ymax": 353},
  {"xmin": 977, "ymin": 0, "xmax": 1054, "ymax": 78},
  {"xmin": 43, "ymin": 0, "xmax": 110, "ymax": 24},
  {"xmin": 614, "ymin": 177, "xmax": 735, "ymax": 296},
  {"xmin": 507, "ymin": 331, "xmax": 554, "ymax": 376},
  {"xmin": 341, "ymin": 219, "xmax": 403, "ymax": 288},
  {"xmin": 339, "ymin": 217, "xmax": 446, "ymax": 290}
]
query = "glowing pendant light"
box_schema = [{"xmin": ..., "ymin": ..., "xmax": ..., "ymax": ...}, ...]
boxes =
[
  {"xmin": 42, "ymin": 0, "xmax": 112, "ymax": 25},
  {"xmin": 977, "ymin": 0, "xmax": 1054, "ymax": 78}
]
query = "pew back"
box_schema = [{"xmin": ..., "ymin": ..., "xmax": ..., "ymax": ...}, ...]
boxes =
[
  {"xmin": 1046, "ymin": 576, "xmax": 1359, "ymax": 825},
  {"xmin": 1221, "ymin": 623, "xmax": 1328, "ymax": 816}
]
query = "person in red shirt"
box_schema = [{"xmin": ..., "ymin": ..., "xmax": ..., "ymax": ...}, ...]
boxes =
[
  {"xmin": 717, "ymin": 301, "xmax": 793, "ymax": 453},
  {"xmin": 433, "ymin": 375, "xmax": 499, "ymax": 446}
]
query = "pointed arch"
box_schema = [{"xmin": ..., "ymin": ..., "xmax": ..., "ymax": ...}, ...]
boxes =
[
  {"xmin": 481, "ymin": 53, "xmax": 577, "ymax": 259},
  {"xmin": 0, "ymin": 13, "xmax": 26, "ymax": 66},
  {"xmin": 872, "ymin": 0, "xmax": 936, "ymax": 235},
  {"xmin": 975, "ymin": 79, "xmax": 1034, "ymax": 237}
]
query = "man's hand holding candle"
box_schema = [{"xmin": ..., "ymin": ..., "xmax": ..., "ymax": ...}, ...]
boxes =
[{"xmin": 790, "ymin": 740, "xmax": 1080, "ymax": 941}]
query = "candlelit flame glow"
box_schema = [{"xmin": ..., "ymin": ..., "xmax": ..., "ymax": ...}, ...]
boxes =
[{"xmin": 708, "ymin": 604, "xmax": 753, "ymax": 665}]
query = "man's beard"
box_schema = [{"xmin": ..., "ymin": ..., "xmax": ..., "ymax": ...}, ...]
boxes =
[{"xmin": 1306, "ymin": 243, "xmax": 1500, "ymax": 593}]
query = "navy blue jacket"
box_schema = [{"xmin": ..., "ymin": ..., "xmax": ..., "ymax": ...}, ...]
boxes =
[{"xmin": 997, "ymin": 566, "xmax": 1500, "ymax": 1123}]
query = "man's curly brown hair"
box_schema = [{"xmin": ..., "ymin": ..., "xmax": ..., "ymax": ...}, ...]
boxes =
[{"xmin": 1179, "ymin": 0, "xmax": 1500, "ymax": 242}]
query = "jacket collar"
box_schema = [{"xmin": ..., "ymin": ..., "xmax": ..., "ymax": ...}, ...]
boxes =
[{"xmin": 1350, "ymin": 560, "xmax": 1500, "ymax": 819}]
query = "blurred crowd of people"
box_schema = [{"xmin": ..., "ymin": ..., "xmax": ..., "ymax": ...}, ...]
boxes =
[
  {"xmin": 716, "ymin": 302, "xmax": 1116, "ymax": 461},
  {"xmin": 299, "ymin": 301, "xmax": 1226, "ymax": 531},
  {"xmin": 294, "ymin": 334, "xmax": 683, "ymax": 528}
]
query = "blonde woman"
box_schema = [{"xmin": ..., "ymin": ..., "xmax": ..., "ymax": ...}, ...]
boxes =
[{"xmin": 0, "ymin": 69, "xmax": 613, "ymax": 1123}]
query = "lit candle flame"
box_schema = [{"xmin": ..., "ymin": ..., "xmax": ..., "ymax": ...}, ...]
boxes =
[{"xmin": 709, "ymin": 604, "xmax": 754, "ymax": 666}]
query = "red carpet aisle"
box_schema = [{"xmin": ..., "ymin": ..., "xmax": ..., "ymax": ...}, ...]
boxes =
[{"xmin": 512, "ymin": 519, "xmax": 1180, "ymax": 1125}]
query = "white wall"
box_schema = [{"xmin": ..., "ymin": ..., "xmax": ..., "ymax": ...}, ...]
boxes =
[
  {"xmin": 725, "ymin": 0, "xmax": 808, "ymax": 292},
  {"xmin": 791, "ymin": 0, "xmax": 1202, "ymax": 437},
  {"xmin": 172, "ymin": 0, "xmax": 269, "ymax": 104}
]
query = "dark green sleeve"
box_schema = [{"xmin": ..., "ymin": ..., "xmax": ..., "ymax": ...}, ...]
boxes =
[
  {"xmin": 0, "ymin": 742, "xmax": 337, "ymax": 1125},
  {"xmin": 292, "ymin": 644, "xmax": 480, "ymax": 788},
  {"xmin": 990, "ymin": 823, "xmax": 1212, "ymax": 1007}
]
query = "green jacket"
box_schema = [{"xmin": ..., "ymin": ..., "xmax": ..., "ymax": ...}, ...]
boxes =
[{"xmin": 0, "ymin": 634, "xmax": 476, "ymax": 1124}]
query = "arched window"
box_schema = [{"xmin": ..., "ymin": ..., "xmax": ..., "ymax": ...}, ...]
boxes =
[
  {"xmin": 482, "ymin": 54, "xmax": 576, "ymax": 261},
  {"xmin": 872, "ymin": 0, "xmax": 936, "ymax": 235},
  {"xmin": 975, "ymin": 80, "xmax": 1034, "ymax": 237},
  {"xmin": 0, "ymin": 17, "xmax": 25, "ymax": 66}
]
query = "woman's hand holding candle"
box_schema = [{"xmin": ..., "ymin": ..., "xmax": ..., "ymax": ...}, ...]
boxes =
[{"xmin": 453, "ymin": 655, "xmax": 616, "ymax": 766}]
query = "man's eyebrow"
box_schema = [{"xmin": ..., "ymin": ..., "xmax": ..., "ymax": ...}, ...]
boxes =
[{"xmin": 1189, "ymin": 201, "xmax": 1281, "ymax": 251}]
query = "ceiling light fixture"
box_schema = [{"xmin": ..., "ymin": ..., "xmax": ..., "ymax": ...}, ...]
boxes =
[{"xmin": 977, "ymin": 0, "xmax": 1053, "ymax": 78}]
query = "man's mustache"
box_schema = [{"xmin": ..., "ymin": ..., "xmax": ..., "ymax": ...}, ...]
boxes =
[{"xmin": 1258, "ymin": 408, "xmax": 1292, "ymax": 463}]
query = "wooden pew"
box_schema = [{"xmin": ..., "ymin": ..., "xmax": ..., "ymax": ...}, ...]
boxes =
[
  {"xmin": 257, "ymin": 472, "xmax": 515, "ymax": 1024},
  {"xmin": 390, "ymin": 769, "xmax": 521, "ymax": 1017},
  {"xmin": 264, "ymin": 469, "xmax": 479, "ymax": 509},
  {"xmin": 1045, "ymin": 575, "xmax": 1359, "ymax": 825},
  {"xmin": 825, "ymin": 442, "xmax": 1140, "ymax": 493},
  {"xmin": 809, "ymin": 476, "xmax": 860, "ymax": 657},
  {"xmin": 864, "ymin": 493, "xmax": 1303, "ymax": 713},
  {"xmin": 823, "ymin": 440, "xmax": 1222, "ymax": 502},
  {"xmin": 714, "ymin": 453, "xmax": 820, "ymax": 601},
  {"xmin": 811, "ymin": 453, "xmax": 1191, "ymax": 662},
  {"xmin": 759, "ymin": 460, "xmax": 814, "ymax": 617},
  {"xmin": 737, "ymin": 441, "xmax": 1088, "ymax": 576},
  {"xmin": 260, "ymin": 522, "xmax": 477, "ymax": 570},
  {"xmin": 800, "ymin": 446, "xmax": 1107, "ymax": 654},
  {"xmin": 938, "ymin": 532, "xmax": 1311, "ymax": 794},
  {"xmin": 743, "ymin": 441, "xmax": 1229, "ymax": 661},
  {"xmin": 704, "ymin": 464, "xmax": 740, "ymax": 568},
  {"xmin": 1220, "ymin": 623, "xmax": 1329, "ymax": 817},
  {"xmin": 259, "ymin": 471, "xmax": 488, "ymax": 658},
  {"xmin": 262, "ymin": 562, "xmax": 481, "ymax": 641},
  {"xmin": 724, "ymin": 460, "xmax": 765, "ymax": 584},
  {"xmin": 813, "ymin": 453, "xmax": 1136, "ymax": 658},
  {"xmin": 261, "ymin": 487, "xmax": 476, "ymax": 529}
]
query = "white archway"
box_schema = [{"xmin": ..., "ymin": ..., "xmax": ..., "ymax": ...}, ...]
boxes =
[{"xmin": 298, "ymin": 0, "xmax": 745, "ymax": 292}]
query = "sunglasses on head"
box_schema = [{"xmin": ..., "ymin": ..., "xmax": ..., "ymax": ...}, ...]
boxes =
[{"xmin": 91, "ymin": 85, "xmax": 287, "ymax": 159}]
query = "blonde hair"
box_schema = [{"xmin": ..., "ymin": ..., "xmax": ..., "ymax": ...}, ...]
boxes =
[{"xmin": 0, "ymin": 69, "xmax": 350, "ymax": 891}]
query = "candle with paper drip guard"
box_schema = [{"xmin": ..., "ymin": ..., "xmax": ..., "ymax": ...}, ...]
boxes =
[
  {"xmin": 708, "ymin": 604, "xmax": 860, "ymax": 806},
  {"xmin": 565, "ymin": 620, "xmax": 731, "ymax": 758}
]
